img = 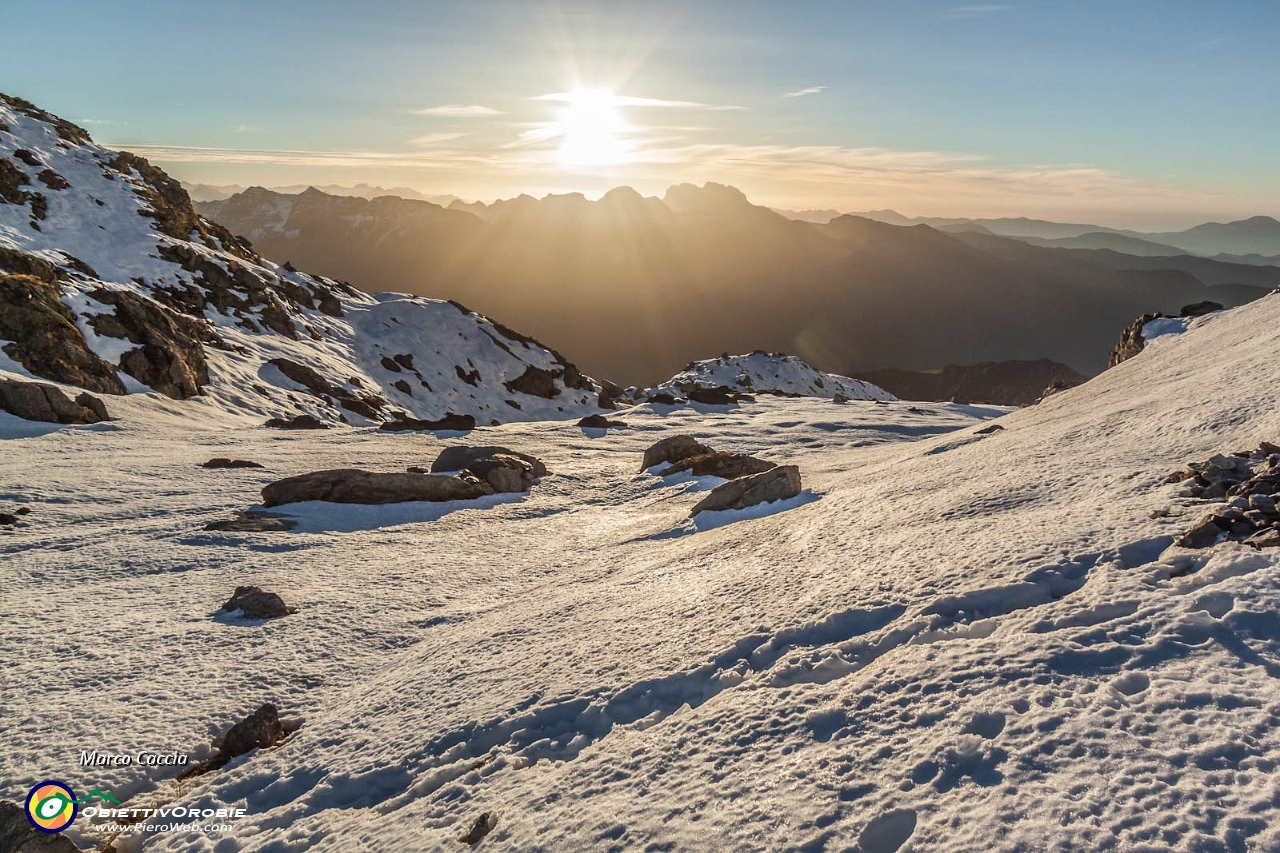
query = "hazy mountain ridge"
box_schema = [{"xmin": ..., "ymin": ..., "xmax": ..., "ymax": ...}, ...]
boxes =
[
  {"xmin": 198, "ymin": 187, "xmax": 1278, "ymax": 386},
  {"xmin": 0, "ymin": 94, "xmax": 610, "ymax": 427}
]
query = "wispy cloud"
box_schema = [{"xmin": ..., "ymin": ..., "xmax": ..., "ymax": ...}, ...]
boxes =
[
  {"xmin": 408, "ymin": 132, "xmax": 469, "ymax": 146},
  {"xmin": 408, "ymin": 105, "xmax": 503, "ymax": 117},
  {"xmin": 233, "ymin": 124, "xmax": 260, "ymax": 133},
  {"xmin": 943, "ymin": 4, "xmax": 1011, "ymax": 17},
  {"xmin": 783, "ymin": 86, "xmax": 826, "ymax": 98}
]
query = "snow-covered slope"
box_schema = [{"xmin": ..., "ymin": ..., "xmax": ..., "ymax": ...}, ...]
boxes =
[
  {"xmin": 5, "ymin": 272, "xmax": 1280, "ymax": 851},
  {"xmin": 0, "ymin": 94, "xmax": 607, "ymax": 426},
  {"xmin": 654, "ymin": 351, "xmax": 895, "ymax": 401}
]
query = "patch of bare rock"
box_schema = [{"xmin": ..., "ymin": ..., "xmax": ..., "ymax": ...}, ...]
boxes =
[
  {"xmin": 641, "ymin": 434, "xmax": 802, "ymax": 516},
  {"xmin": 260, "ymin": 446, "xmax": 545, "ymax": 507},
  {"xmin": 1170, "ymin": 442, "xmax": 1280, "ymax": 550}
]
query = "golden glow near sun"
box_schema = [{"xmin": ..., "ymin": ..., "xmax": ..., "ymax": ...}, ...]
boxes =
[{"xmin": 554, "ymin": 88, "xmax": 629, "ymax": 167}]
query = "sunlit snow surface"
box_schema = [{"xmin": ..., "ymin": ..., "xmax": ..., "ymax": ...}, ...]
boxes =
[{"xmin": 4, "ymin": 295, "xmax": 1280, "ymax": 852}]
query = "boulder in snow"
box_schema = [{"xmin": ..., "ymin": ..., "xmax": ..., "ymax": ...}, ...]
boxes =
[
  {"xmin": 202, "ymin": 458, "xmax": 265, "ymax": 469},
  {"xmin": 261, "ymin": 469, "xmax": 490, "ymax": 507},
  {"xmin": 222, "ymin": 585, "xmax": 295, "ymax": 619},
  {"xmin": 264, "ymin": 414, "xmax": 328, "ymax": 430},
  {"xmin": 690, "ymin": 465, "xmax": 802, "ymax": 516},
  {"xmin": 182, "ymin": 703, "xmax": 295, "ymax": 779},
  {"xmin": 0, "ymin": 378, "xmax": 109, "ymax": 423},
  {"xmin": 379, "ymin": 413, "xmax": 476, "ymax": 432},
  {"xmin": 640, "ymin": 435, "xmax": 712, "ymax": 472},
  {"xmin": 431, "ymin": 446, "xmax": 547, "ymax": 479},
  {"xmin": 578, "ymin": 413, "xmax": 628, "ymax": 429},
  {"xmin": 658, "ymin": 451, "xmax": 776, "ymax": 480}
]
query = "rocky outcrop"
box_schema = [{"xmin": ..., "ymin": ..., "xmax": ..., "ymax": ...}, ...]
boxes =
[
  {"xmin": 640, "ymin": 435, "xmax": 712, "ymax": 471},
  {"xmin": 504, "ymin": 365, "xmax": 560, "ymax": 398},
  {"xmin": 379, "ymin": 413, "xmax": 475, "ymax": 432},
  {"xmin": 0, "ymin": 267, "xmax": 125, "ymax": 395},
  {"xmin": 1171, "ymin": 443, "xmax": 1280, "ymax": 549},
  {"xmin": 0, "ymin": 379, "xmax": 109, "ymax": 423},
  {"xmin": 261, "ymin": 469, "xmax": 491, "ymax": 507},
  {"xmin": 690, "ymin": 465, "xmax": 802, "ymax": 515},
  {"xmin": 88, "ymin": 288, "xmax": 216, "ymax": 398},
  {"xmin": 1109, "ymin": 302, "xmax": 1225, "ymax": 368},
  {"xmin": 222, "ymin": 586, "xmax": 295, "ymax": 619}
]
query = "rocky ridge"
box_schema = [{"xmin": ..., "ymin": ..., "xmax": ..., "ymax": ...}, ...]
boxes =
[{"xmin": 0, "ymin": 93, "xmax": 609, "ymax": 428}]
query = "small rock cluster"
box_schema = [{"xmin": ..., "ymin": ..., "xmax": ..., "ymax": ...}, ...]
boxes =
[
  {"xmin": 640, "ymin": 435, "xmax": 802, "ymax": 516},
  {"xmin": 1171, "ymin": 442, "xmax": 1280, "ymax": 550},
  {"xmin": 0, "ymin": 506, "xmax": 31, "ymax": 526},
  {"xmin": 260, "ymin": 445, "xmax": 545, "ymax": 507}
]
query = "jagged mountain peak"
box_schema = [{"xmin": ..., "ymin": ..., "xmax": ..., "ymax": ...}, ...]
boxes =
[{"xmin": 0, "ymin": 93, "xmax": 607, "ymax": 427}]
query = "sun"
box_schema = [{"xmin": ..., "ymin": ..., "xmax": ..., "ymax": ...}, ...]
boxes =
[{"xmin": 555, "ymin": 88, "xmax": 628, "ymax": 167}]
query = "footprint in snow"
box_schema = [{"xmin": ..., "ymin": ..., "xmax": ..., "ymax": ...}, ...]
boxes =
[{"xmin": 856, "ymin": 808, "xmax": 917, "ymax": 853}]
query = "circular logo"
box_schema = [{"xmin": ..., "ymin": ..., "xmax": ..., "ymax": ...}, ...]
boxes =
[{"xmin": 25, "ymin": 780, "xmax": 77, "ymax": 833}]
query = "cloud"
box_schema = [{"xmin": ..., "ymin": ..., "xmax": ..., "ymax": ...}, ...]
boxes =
[
  {"xmin": 943, "ymin": 4, "xmax": 1011, "ymax": 16},
  {"xmin": 409, "ymin": 105, "xmax": 503, "ymax": 117},
  {"xmin": 783, "ymin": 86, "xmax": 826, "ymax": 98},
  {"xmin": 408, "ymin": 132, "xmax": 470, "ymax": 146}
]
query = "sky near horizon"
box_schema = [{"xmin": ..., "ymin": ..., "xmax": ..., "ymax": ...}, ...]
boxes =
[{"xmin": 4, "ymin": 0, "xmax": 1278, "ymax": 229}]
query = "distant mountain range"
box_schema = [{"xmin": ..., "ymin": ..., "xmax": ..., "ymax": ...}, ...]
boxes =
[
  {"xmin": 782, "ymin": 210, "xmax": 1280, "ymax": 259},
  {"xmin": 184, "ymin": 181, "xmax": 465, "ymax": 207},
  {"xmin": 197, "ymin": 183, "xmax": 1279, "ymax": 387}
]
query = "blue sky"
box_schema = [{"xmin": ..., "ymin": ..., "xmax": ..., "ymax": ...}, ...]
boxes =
[{"xmin": 3, "ymin": 0, "xmax": 1277, "ymax": 227}]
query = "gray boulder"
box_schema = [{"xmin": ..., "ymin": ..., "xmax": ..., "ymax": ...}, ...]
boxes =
[
  {"xmin": 691, "ymin": 465, "xmax": 802, "ymax": 516},
  {"xmin": 261, "ymin": 469, "xmax": 490, "ymax": 507}
]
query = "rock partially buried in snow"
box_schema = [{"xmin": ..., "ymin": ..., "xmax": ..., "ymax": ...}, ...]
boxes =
[
  {"xmin": 577, "ymin": 413, "xmax": 628, "ymax": 429},
  {"xmin": 202, "ymin": 458, "xmax": 265, "ymax": 469},
  {"xmin": 181, "ymin": 703, "xmax": 296, "ymax": 779},
  {"xmin": 464, "ymin": 454, "xmax": 540, "ymax": 494},
  {"xmin": 221, "ymin": 585, "xmax": 295, "ymax": 619},
  {"xmin": 640, "ymin": 435, "xmax": 712, "ymax": 472},
  {"xmin": 379, "ymin": 413, "xmax": 476, "ymax": 432},
  {"xmin": 690, "ymin": 465, "xmax": 802, "ymax": 516},
  {"xmin": 431, "ymin": 446, "xmax": 547, "ymax": 478},
  {"xmin": 1172, "ymin": 442, "xmax": 1280, "ymax": 548},
  {"xmin": 205, "ymin": 511, "xmax": 296, "ymax": 532},
  {"xmin": 459, "ymin": 812, "xmax": 497, "ymax": 845},
  {"xmin": 261, "ymin": 469, "xmax": 490, "ymax": 507},
  {"xmin": 264, "ymin": 413, "xmax": 328, "ymax": 430},
  {"xmin": 658, "ymin": 451, "xmax": 776, "ymax": 480},
  {"xmin": 0, "ymin": 378, "xmax": 109, "ymax": 423}
]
